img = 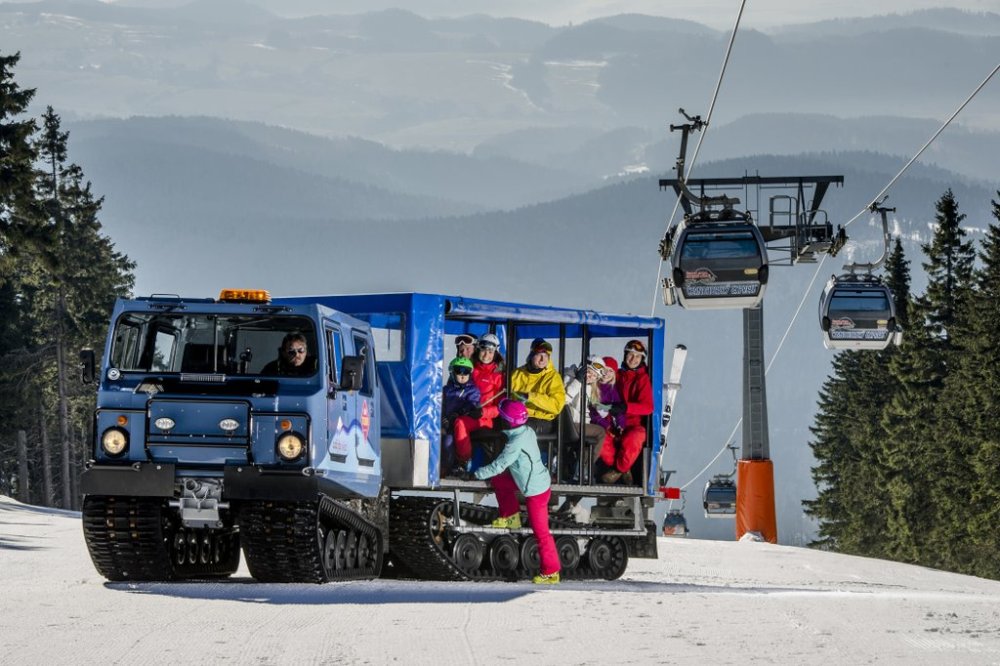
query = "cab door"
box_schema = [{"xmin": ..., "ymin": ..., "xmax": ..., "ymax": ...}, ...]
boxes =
[
  {"xmin": 351, "ymin": 329, "xmax": 380, "ymax": 471},
  {"xmin": 324, "ymin": 321, "xmax": 355, "ymax": 465}
]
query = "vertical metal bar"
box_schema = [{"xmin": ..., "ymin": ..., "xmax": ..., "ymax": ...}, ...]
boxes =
[
  {"xmin": 452, "ymin": 488, "xmax": 463, "ymax": 528},
  {"xmin": 555, "ymin": 324, "xmax": 566, "ymax": 484},
  {"xmin": 578, "ymin": 324, "xmax": 591, "ymax": 485}
]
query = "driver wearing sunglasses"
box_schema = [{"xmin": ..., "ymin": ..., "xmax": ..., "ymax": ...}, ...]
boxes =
[{"xmin": 261, "ymin": 332, "xmax": 315, "ymax": 376}]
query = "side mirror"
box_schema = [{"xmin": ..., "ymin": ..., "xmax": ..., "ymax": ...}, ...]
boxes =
[
  {"xmin": 80, "ymin": 348, "xmax": 96, "ymax": 384},
  {"xmin": 340, "ymin": 355, "xmax": 364, "ymax": 392}
]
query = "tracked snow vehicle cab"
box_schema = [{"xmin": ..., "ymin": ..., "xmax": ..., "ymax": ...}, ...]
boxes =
[{"xmin": 81, "ymin": 292, "xmax": 668, "ymax": 583}]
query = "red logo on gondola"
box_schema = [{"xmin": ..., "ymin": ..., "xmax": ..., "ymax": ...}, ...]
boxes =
[
  {"xmin": 361, "ymin": 400, "xmax": 371, "ymax": 439},
  {"xmin": 685, "ymin": 267, "xmax": 716, "ymax": 284},
  {"xmin": 831, "ymin": 318, "xmax": 855, "ymax": 330}
]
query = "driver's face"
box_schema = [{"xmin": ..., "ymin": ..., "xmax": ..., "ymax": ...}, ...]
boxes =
[{"xmin": 284, "ymin": 340, "xmax": 308, "ymax": 366}]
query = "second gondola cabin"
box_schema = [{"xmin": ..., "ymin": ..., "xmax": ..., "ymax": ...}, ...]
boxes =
[
  {"xmin": 662, "ymin": 509, "xmax": 688, "ymax": 537},
  {"xmin": 818, "ymin": 275, "xmax": 902, "ymax": 351},
  {"xmin": 669, "ymin": 211, "xmax": 769, "ymax": 310},
  {"xmin": 703, "ymin": 476, "xmax": 737, "ymax": 518}
]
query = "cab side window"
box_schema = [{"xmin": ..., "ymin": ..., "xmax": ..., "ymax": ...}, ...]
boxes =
[
  {"xmin": 352, "ymin": 332, "xmax": 374, "ymax": 396},
  {"xmin": 327, "ymin": 327, "xmax": 344, "ymax": 386}
]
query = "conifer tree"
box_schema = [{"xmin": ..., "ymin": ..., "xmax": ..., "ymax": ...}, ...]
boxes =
[
  {"xmin": 917, "ymin": 189, "xmax": 975, "ymax": 346},
  {"xmin": 947, "ymin": 193, "xmax": 1000, "ymax": 578},
  {"xmin": 881, "ymin": 190, "xmax": 975, "ymax": 569},
  {"xmin": 0, "ymin": 52, "xmax": 40, "ymax": 500},
  {"xmin": 885, "ymin": 238, "xmax": 911, "ymax": 330},
  {"xmin": 20, "ymin": 107, "xmax": 135, "ymax": 507},
  {"xmin": 806, "ymin": 238, "xmax": 910, "ymax": 558},
  {"xmin": 806, "ymin": 350, "xmax": 893, "ymax": 556},
  {"xmin": 0, "ymin": 51, "xmax": 38, "ymax": 268}
]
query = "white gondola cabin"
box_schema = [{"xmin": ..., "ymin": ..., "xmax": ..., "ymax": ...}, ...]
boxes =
[
  {"xmin": 703, "ymin": 475, "xmax": 737, "ymax": 518},
  {"xmin": 662, "ymin": 509, "xmax": 689, "ymax": 537},
  {"xmin": 669, "ymin": 211, "xmax": 769, "ymax": 311},
  {"xmin": 818, "ymin": 275, "xmax": 902, "ymax": 351}
]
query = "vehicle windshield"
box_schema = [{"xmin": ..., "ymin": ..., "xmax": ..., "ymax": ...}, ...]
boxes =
[{"xmin": 110, "ymin": 312, "xmax": 318, "ymax": 376}]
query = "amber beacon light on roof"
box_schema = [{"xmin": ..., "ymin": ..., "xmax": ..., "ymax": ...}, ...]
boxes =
[{"xmin": 218, "ymin": 289, "xmax": 271, "ymax": 303}]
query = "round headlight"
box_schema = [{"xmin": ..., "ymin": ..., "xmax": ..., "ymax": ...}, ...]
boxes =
[
  {"xmin": 277, "ymin": 432, "xmax": 305, "ymax": 461},
  {"xmin": 154, "ymin": 417, "xmax": 175, "ymax": 431},
  {"xmin": 101, "ymin": 428, "xmax": 128, "ymax": 456}
]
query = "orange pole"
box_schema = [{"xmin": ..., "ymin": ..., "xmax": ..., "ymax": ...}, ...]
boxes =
[{"xmin": 735, "ymin": 459, "xmax": 777, "ymax": 543}]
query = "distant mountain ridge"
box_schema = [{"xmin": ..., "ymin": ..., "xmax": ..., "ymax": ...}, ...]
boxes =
[
  {"xmin": 68, "ymin": 116, "xmax": 590, "ymax": 211},
  {"xmin": 4, "ymin": 2, "xmax": 998, "ymax": 148},
  {"xmin": 771, "ymin": 8, "xmax": 1000, "ymax": 37}
]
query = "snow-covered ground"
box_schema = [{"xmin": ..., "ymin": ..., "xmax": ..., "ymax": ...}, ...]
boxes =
[{"xmin": 3, "ymin": 495, "xmax": 1000, "ymax": 665}]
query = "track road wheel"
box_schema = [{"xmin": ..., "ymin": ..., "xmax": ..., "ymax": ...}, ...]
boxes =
[
  {"xmin": 556, "ymin": 536, "xmax": 581, "ymax": 573},
  {"xmin": 344, "ymin": 530, "xmax": 359, "ymax": 569},
  {"xmin": 489, "ymin": 535, "xmax": 520, "ymax": 578},
  {"xmin": 586, "ymin": 536, "xmax": 628, "ymax": 581},
  {"xmin": 519, "ymin": 536, "xmax": 540, "ymax": 575},
  {"xmin": 451, "ymin": 534, "xmax": 485, "ymax": 575}
]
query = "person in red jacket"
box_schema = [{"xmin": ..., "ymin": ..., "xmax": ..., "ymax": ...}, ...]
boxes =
[
  {"xmin": 603, "ymin": 339, "xmax": 653, "ymax": 485},
  {"xmin": 471, "ymin": 333, "xmax": 505, "ymax": 427}
]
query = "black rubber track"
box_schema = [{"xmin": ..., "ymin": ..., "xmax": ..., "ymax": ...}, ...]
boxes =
[
  {"xmin": 387, "ymin": 496, "xmax": 629, "ymax": 582},
  {"xmin": 239, "ymin": 496, "xmax": 383, "ymax": 583},
  {"xmin": 82, "ymin": 496, "xmax": 240, "ymax": 582}
]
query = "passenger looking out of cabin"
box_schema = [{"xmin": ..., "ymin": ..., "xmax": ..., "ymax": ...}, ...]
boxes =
[
  {"xmin": 510, "ymin": 338, "xmax": 566, "ymax": 436},
  {"xmin": 562, "ymin": 356, "xmax": 612, "ymax": 480},
  {"xmin": 473, "ymin": 399, "xmax": 561, "ymax": 585},
  {"xmin": 441, "ymin": 357, "xmax": 481, "ymax": 476},
  {"xmin": 472, "ymin": 333, "xmax": 505, "ymax": 428},
  {"xmin": 590, "ymin": 356, "xmax": 631, "ymax": 483},
  {"xmin": 455, "ymin": 334, "xmax": 477, "ymax": 360},
  {"xmin": 601, "ymin": 339, "xmax": 653, "ymax": 485},
  {"xmin": 261, "ymin": 332, "xmax": 315, "ymax": 376}
]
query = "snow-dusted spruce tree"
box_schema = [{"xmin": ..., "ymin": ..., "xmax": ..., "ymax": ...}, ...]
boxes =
[
  {"xmin": 0, "ymin": 51, "xmax": 40, "ymax": 501},
  {"xmin": 942, "ymin": 194, "xmax": 1000, "ymax": 579},
  {"xmin": 21, "ymin": 107, "xmax": 135, "ymax": 508},
  {"xmin": 805, "ymin": 240, "xmax": 909, "ymax": 558},
  {"xmin": 882, "ymin": 190, "xmax": 975, "ymax": 569},
  {"xmin": 0, "ymin": 57, "xmax": 135, "ymax": 508}
]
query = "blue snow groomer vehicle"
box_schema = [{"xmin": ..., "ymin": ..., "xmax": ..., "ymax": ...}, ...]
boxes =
[{"xmin": 81, "ymin": 291, "xmax": 665, "ymax": 583}]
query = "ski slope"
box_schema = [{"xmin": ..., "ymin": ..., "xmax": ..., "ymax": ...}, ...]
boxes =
[{"xmin": 2, "ymin": 495, "xmax": 999, "ymax": 664}]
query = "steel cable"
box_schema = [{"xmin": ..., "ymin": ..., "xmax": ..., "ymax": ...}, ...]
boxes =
[{"xmin": 650, "ymin": 0, "xmax": 749, "ymax": 316}]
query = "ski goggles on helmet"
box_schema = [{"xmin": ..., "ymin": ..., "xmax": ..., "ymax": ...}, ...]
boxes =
[{"xmin": 624, "ymin": 340, "xmax": 647, "ymax": 357}]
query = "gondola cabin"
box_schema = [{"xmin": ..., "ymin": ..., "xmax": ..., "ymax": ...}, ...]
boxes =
[
  {"xmin": 662, "ymin": 509, "xmax": 688, "ymax": 537},
  {"xmin": 703, "ymin": 476, "xmax": 736, "ymax": 518},
  {"xmin": 819, "ymin": 275, "xmax": 902, "ymax": 351},
  {"xmin": 669, "ymin": 213, "xmax": 769, "ymax": 310}
]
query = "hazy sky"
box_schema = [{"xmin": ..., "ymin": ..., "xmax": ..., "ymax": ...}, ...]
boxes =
[
  {"xmin": 513, "ymin": 0, "xmax": 1000, "ymax": 29},
  {"xmin": 91, "ymin": 0, "xmax": 1000, "ymax": 30}
]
